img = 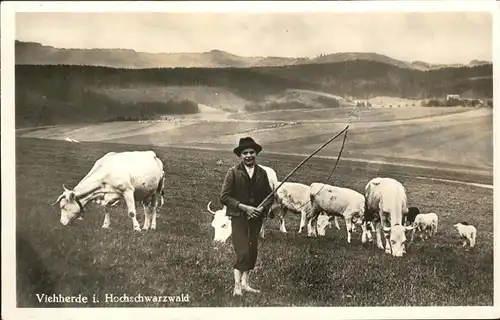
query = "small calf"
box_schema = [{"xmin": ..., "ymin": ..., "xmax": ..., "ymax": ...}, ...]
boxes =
[
  {"xmin": 454, "ymin": 222, "xmax": 477, "ymax": 249},
  {"xmin": 410, "ymin": 212, "xmax": 438, "ymax": 241}
]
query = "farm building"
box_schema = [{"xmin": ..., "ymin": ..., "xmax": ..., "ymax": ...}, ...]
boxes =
[{"xmin": 446, "ymin": 94, "xmax": 461, "ymax": 101}]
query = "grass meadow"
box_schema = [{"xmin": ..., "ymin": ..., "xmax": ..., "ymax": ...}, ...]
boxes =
[
  {"xmin": 17, "ymin": 107, "xmax": 493, "ymax": 174},
  {"xmin": 229, "ymin": 106, "xmax": 471, "ymax": 122},
  {"xmin": 15, "ymin": 137, "xmax": 493, "ymax": 307}
]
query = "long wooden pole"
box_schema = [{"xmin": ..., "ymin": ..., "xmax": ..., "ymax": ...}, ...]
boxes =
[{"xmin": 258, "ymin": 125, "xmax": 349, "ymax": 208}]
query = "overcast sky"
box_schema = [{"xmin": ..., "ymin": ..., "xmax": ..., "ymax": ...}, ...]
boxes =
[{"xmin": 15, "ymin": 12, "xmax": 492, "ymax": 64}]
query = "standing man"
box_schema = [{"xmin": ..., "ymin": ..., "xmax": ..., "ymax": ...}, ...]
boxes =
[{"xmin": 220, "ymin": 137, "xmax": 274, "ymax": 296}]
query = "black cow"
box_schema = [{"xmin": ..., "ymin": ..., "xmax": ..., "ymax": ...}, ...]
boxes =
[{"xmin": 404, "ymin": 206, "xmax": 420, "ymax": 226}]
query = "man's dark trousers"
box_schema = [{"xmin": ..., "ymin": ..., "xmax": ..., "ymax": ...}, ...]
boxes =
[{"xmin": 231, "ymin": 215, "xmax": 263, "ymax": 271}]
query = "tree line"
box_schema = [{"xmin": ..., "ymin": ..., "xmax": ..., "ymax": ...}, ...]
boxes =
[{"xmin": 15, "ymin": 61, "xmax": 492, "ymax": 126}]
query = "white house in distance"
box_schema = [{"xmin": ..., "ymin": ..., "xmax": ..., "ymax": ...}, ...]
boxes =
[{"xmin": 446, "ymin": 94, "xmax": 461, "ymax": 101}]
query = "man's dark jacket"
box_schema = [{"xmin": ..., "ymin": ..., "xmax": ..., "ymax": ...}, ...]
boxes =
[{"xmin": 220, "ymin": 162, "xmax": 274, "ymax": 217}]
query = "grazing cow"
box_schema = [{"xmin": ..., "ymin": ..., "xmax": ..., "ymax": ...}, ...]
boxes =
[
  {"xmin": 365, "ymin": 177, "xmax": 415, "ymax": 257},
  {"xmin": 271, "ymin": 182, "xmax": 313, "ymax": 234},
  {"xmin": 410, "ymin": 212, "xmax": 438, "ymax": 241},
  {"xmin": 256, "ymin": 165, "xmax": 279, "ymax": 238},
  {"xmin": 307, "ymin": 183, "xmax": 370, "ymax": 244},
  {"xmin": 207, "ymin": 202, "xmax": 232, "ymax": 244},
  {"xmin": 404, "ymin": 206, "xmax": 421, "ymax": 226},
  {"xmin": 208, "ymin": 164, "xmax": 278, "ymax": 242},
  {"xmin": 454, "ymin": 222, "xmax": 477, "ymax": 249},
  {"xmin": 52, "ymin": 151, "xmax": 165, "ymax": 231},
  {"xmin": 207, "ymin": 201, "xmax": 266, "ymax": 243}
]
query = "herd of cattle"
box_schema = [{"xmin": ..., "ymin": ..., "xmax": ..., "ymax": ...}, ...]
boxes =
[{"xmin": 52, "ymin": 150, "xmax": 478, "ymax": 258}]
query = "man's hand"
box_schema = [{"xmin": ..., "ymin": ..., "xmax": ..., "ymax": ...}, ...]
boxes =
[
  {"xmin": 239, "ymin": 204, "xmax": 263, "ymax": 219},
  {"xmin": 247, "ymin": 206, "xmax": 263, "ymax": 219}
]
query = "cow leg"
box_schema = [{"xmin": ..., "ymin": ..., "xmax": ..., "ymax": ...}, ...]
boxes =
[
  {"xmin": 367, "ymin": 224, "xmax": 373, "ymax": 242},
  {"xmin": 307, "ymin": 216, "xmax": 318, "ymax": 237},
  {"xmin": 142, "ymin": 202, "xmax": 151, "ymax": 230},
  {"xmin": 260, "ymin": 223, "xmax": 266, "ymax": 239},
  {"xmin": 298, "ymin": 210, "xmax": 307, "ymax": 234},
  {"xmin": 360, "ymin": 220, "xmax": 370, "ymax": 244},
  {"xmin": 102, "ymin": 206, "xmax": 111, "ymax": 229},
  {"xmin": 345, "ymin": 217, "xmax": 353, "ymax": 244},
  {"xmin": 279, "ymin": 207, "xmax": 287, "ymax": 233},
  {"xmin": 410, "ymin": 227, "xmax": 416, "ymax": 242},
  {"xmin": 380, "ymin": 213, "xmax": 391, "ymax": 254},
  {"xmin": 374, "ymin": 220, "xmax": 384, "ymax": 250},
  {"xmin": 307, "ymin": 203, "xmax": 321, "ymax": 237},
  {"xmin": 334, "ymin": 216, "xmax": 341, "ymax": 230},
  {"xmin": 384, "ymin": 234, "xmax": 391, "ymax": 254},
  {"xmin": 150, "ymin": 200, "xmax": 158, "ymax": 231},
  {"xmin": 123, "ymin": 188, "xmax": 141, "ymax": 231}
]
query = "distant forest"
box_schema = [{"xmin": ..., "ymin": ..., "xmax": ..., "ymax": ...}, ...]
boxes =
[{"xmin": 15, "ymin": 61, "xmax": 492, "ymax": 127}]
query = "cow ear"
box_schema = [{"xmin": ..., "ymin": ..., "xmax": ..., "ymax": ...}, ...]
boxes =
[{"xmin": 67, "ymin": 192, "xmax": 76, "ymax": 201}]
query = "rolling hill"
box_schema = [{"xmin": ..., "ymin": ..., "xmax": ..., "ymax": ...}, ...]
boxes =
[
  {"xmin": 15, "ymin": 41, "xmax": 492, "ymax": 70},
  {"xmin": 15, "ymin": 41, "xmax": 309, "ymax": 69}
]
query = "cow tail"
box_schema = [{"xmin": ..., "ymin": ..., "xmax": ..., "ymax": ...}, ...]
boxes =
[
  {"xmin": 471, "ymin": 229, "xmax": 477, "ymax": 248},
  {"xmin": 307, "ymin": 192, "xmax": 317, "ymax": 220},
  {"xmin": 364, "ymin": 197, "xmax": 374, "ymax": 223},
  {"xmin": 156, "ymin": 172, "xmax": 165, "ymax": 207}
]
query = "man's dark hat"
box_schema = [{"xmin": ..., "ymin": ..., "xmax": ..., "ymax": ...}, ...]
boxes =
[{"xmin": 233, "ymin": 137, "xmax": 262, "ymax": 156}]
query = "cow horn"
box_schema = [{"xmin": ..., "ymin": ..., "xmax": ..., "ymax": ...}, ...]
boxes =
[
  {"xmin": 405, "ymin": 225, "xmax": 417, "ymax": 231},
  {"xmin": 207, "ymin": 201, "xmax": 217, "ymax": 215},
  {"xmin": 51, "ymin": 194, "xmax": 65, "ymax": 206},
  {"xmin": 382, "ymin": 226, "xmax": 392, "ymax": 232},
  {"xmin": 63, "ymin": 184, "xmax": 70, "ymax": 192}
]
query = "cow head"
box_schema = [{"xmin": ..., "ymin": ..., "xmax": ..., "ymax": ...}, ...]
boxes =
[
  {"xmin": 316, "ymin": 215, "xmax": 332, "ymax": 236},
  {"xmin": 207, "ymin": 202, "xmax": 231, "ymax": 243},
  {"xmin": 382, "ymin": 224, "xmax": 416, "ymax": 257},
  {"xmin": 52, "ymin": 185, "xmax": 84, "ymax": 226}
]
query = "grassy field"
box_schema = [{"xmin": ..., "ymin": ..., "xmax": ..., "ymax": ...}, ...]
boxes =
[
  {"xmin": 16, "ymin": 106, "xmax": 493, "ymax": 173},
  {"xmin": 229, "ymin": 106, "xmax": 471, "ymax": 122},
  {"xmin": 16, "ymin": 137, "xmax": 493, "ymax": 307}
]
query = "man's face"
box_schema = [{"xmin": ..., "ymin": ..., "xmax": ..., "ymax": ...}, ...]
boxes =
[{"xmin": 240, "ymin": 148, "xmax": 257, "ymax": 167}]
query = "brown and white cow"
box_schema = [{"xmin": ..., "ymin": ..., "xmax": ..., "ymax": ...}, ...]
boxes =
[{"xmin": 307, "ymin": 183, "xmax": 370, "ymax": 244}]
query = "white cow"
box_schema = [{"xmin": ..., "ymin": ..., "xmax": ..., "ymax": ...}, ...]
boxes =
[
  {"xmin": 207, "ymin": 201, "xmax": 268, "ymax": 243},
  {"xmin": 271, "ymin": 182, "xmax": 313, "ymax": 234},
  {"xmin": 257, "ymin": 165, "xmax": 279, "ymax": 238},
  {"xmin": 52, "ymin": 151, "xmax": 165, "ymax": 231},
  {"xmin": 410, "ymin": 212, "xmax": 438, "ymax": 241},
  {"xmin": 454, "ymin": 222, "xmax": 477, "ymax": 249},
  {"xmin": 307, "ymin": 183, "xmax": 370, "ymax": 244},
  {"xmin": 365, "ymin": 177, "xmax": 415, "ymax": 257},
  {"xmin": 209, "ymin": 164, "xmax": 278, "ymax": 242},
  {"xmin": 207, "ymin": 202, "xmax": 232, "ymax": 243}
]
